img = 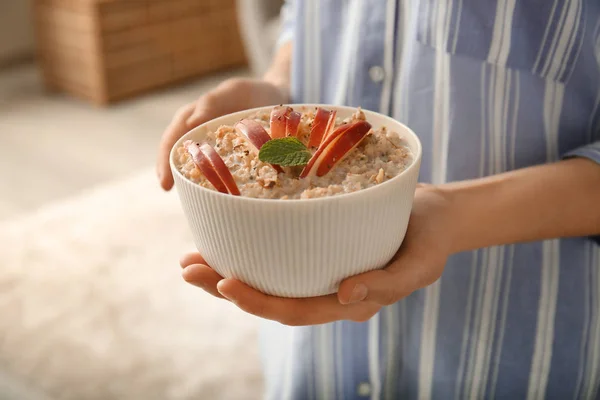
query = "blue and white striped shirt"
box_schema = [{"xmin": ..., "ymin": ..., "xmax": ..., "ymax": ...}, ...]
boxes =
[{"xmin": 259, "ymin": 1, "xmax": 600, "ymax": 399}]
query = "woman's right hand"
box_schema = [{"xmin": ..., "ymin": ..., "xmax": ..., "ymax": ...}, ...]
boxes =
[{"xmin": 156, "ymin": 77, "xmax": 289, "ymax": 191}]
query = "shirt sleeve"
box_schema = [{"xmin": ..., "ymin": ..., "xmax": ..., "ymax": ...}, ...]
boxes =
[
  {"xmin": 563, "ymin": 140, "xmax": 600, "ymax": 245},
  {"xmin": 563, "ymin": 141, "xmax": 600, "ymax": 165},
  {"xmin": 275, "ymin": 0, "xmax": 295, "ymax": 49}
]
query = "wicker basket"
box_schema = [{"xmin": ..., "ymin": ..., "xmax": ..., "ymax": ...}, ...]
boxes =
[{"xmin": 33, "ymin": 0, "xmax": 247, "ymax": 105}]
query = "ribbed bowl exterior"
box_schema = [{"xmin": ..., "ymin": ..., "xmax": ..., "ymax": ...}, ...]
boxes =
[{"xmin": 170, "ymin": 105, "xmax": 422, "ymax": 298}]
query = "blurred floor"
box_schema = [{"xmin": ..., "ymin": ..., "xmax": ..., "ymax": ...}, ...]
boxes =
[{"xmin": 0, "ymin": 63, "xmax": 248, "ymax": 221}]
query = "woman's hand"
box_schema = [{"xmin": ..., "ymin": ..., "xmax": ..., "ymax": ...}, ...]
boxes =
[
  {"xmin": 179, "ymin": 184, "xmax": 456, "ymax": 326},
  {"xmin": 157, "ymin": 77, "xmax": 289, "ymax": 191},
  {"xmin": 177, "ymin": 154, "xmax": 600, "ymax": 325}
]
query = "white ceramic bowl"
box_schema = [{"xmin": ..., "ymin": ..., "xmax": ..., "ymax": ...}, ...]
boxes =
[{"xmin": 170, "ymin": 104, "xmax": 422, "ymax": 298}]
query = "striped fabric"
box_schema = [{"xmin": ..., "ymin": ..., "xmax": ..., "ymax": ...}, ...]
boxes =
[{"xmin": 261, "ymin": 1, "xmax": 600, "ymax": 399}]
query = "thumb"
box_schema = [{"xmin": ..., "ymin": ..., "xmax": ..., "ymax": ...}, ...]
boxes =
[
  {"xmin": 186, "ymin": 108, "xmax": 212, "ymax": 128},
  {"xmin": 186, "ymin": 93, "xmax": 225, "ymax": 128},
  {"xmin": 338, "ymin": 251, "xmax": 432, "ymax": 306},
  {"xmin": 337, "ymin": 269, "xmax": 402, "ymax": 306}
]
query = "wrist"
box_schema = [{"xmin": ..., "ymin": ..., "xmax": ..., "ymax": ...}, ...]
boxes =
[
  {"xmin": 410, "ymin": 184, "xmax": 465, "ymax": 256},
  {"xmin": 433, "ymin": 158, "xmax": 600, "ymax": 253},
  {"xmin": 436, "ymin": 174, "xmax": 528, "ymax": 254},
  {"xmin": 417, "ymin": 177, "xmax": 518, "ymax": 255},
  {"xmin": 434, "ymin": 182, "xmax": 490, "ymax": 254},
  {"xmin": 261, "ymin": 41, "xmax": 292, "ymax": 103}
]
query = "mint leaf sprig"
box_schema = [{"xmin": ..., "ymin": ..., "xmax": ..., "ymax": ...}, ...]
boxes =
[{"xmin": 258, "ymin": 137, "xmax": 312, "ymax": 167}]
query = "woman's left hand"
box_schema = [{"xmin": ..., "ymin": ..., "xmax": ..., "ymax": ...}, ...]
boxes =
[{"xmin": 180, "ymin": 184, "xmax": 456, "ymax": 326}]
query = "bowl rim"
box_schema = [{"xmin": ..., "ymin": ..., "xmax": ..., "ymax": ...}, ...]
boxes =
[{"xmin": 169, "ymin": 103, "xmax": 422, "ymax": 204}]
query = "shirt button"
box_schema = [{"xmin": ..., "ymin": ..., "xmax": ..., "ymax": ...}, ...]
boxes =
[
  {"xmin": 369, "ymin": 66, "xmax": 385, "ymax": 83},
  {"xmin": 357, "ymin": 382, "xmax": 372, "ymax": 397}
]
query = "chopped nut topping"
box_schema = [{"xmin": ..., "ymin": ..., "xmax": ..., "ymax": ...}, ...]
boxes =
[
  {"xmin": 257, "ymin": 179, "xmax": 277, "ymax": 189},
  {"xmin": 375, "ymin": 168, "xmax": 385, "ymax": 184}
]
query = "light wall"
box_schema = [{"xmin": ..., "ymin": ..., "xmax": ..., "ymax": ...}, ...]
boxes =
[{"xmin": 0, "ymin": 0, "xmax": 35, "ymax": 65}]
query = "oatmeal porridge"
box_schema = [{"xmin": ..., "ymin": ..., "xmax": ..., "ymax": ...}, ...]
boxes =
[{"xmin": 175, "ymin": 106, "xmax": 413, "ymax": 199}]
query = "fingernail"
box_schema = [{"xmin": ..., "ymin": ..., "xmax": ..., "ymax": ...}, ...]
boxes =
[{"xmin": 348, "ymin": 284, "xmax": 368, "ymax": 304}]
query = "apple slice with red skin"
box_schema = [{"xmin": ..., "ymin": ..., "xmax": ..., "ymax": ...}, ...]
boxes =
[
  {"xmin": 235, "ymin": 119, "xmax": 284, "ymax": 173},
  {"xmin": 235, "ymin": 119, "xmax": 272, "ymax": 148},
  {"xmin": 184, "ymin": 140, "xmax": 229, "ymax": 194},
  {"xmin": 269, "ymin": 106, "xmax": 292, "ymax": 139},
  {"xmin": 300, "ymin": 123, "xmax": 354, "ymax": 178},
  {"xmin": 321, "ymin": 110, "xmax": 338, "ymax": 142},
  {"xmin": 300, "ymin": 121, "xmax": 372, "ymax": 178},
  {"xmin": 269, "ymin": 106, "xmax": 302, "ymax": 138},
  {"xmin": 315, "ymin": 122, "xmax": 372, "ymax": 177},
  {"xmin": 308, "ymin": 108, "xmax": 337, "ymax": 148},
  {"xmin": 286, "ymin": 111, "xmax": 302, "ymax": 137},
  {"xmin": 200, "ymin": 143, "xmax": 240, "ymax": 195}
]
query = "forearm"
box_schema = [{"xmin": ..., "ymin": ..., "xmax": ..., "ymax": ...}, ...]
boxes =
[
  {"xmin": 262, "ymin": 41, "xmax": 292, "ymax": 98},
  {"xmin": 440, "ymin": 157, "xmax": 600, "ymax": 253}
]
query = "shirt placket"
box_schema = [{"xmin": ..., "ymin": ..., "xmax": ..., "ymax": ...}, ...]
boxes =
[{"xmin": 349, "ymin": 0, "xmax": 389, "ymax": 112}]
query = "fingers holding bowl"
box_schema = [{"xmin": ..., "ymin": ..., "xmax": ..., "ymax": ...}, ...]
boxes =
[
  {"xmin": 179, "ymin": 252, "xmax": 207, "ymax": 268},
  {"xmin": 158, "ymin": 103, "xmax": 196, "ymax": 190},
  {"xmin": 216, "ymin": 279, "xmax": 381, "ymax": 326},
  {"xmin": 181, "ymin": 261, "xmax": 225, "ymax": 299}
]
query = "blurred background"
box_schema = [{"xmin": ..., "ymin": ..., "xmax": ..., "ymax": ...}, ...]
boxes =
[{"xmin": 0, "ymin": 0, "xmax": 282, "ymax": 399}]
